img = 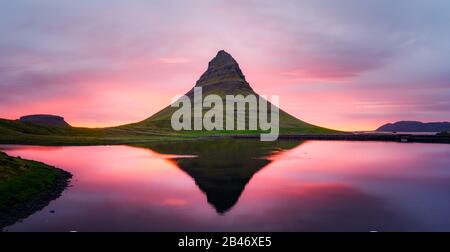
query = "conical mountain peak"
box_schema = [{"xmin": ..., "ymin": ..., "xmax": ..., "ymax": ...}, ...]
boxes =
[
  {"xmin": 195, "ymin": 50, "xmax": 248, "ymax": 89},
  {"xmin": 135, "ymin": 50, "xmax": 335, "ymax": 135},
  {"xmin": 208, "ymin": 50, "xmax": 238, "ymax": 69}
]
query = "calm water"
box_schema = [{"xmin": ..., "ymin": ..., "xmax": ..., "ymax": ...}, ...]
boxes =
[{"xmin": 1, "ymin": 140, "xmax": 450, "ymax": 231}]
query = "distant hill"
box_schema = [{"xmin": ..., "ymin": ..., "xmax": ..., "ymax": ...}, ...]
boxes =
[
  {"xmin": 377, "ymin": 121, "xmax": 450, "ymax": 132},
  {"xmin": 19, "ymin": 114, "xmax": 70, "ymax": 127}
]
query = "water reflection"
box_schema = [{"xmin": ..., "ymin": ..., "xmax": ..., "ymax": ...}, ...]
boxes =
[
  {"xmin": 138, "ymin": 139, "xmax": 301, "ymax": 213},
  {"xmin": 1, "ymin": 140, "xmax": 450, "ymax": 231}
]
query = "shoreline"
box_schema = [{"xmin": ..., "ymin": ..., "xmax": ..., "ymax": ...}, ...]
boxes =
[
  {"xmin": 0, "ymin": 133, "xmax": 449, "ymax": 146},
  {"xmin": 0, "ymin": 152, "xmax": 72, "ymax": 230},
  {"xmin": 225, "ymin": 133, "xmax": 450, "ymax": 144}
]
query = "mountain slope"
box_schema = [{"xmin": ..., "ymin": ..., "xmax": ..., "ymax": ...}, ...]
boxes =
[{"xmin": 123, "ymin": 50, "xmax": 336, "ymax": 134}]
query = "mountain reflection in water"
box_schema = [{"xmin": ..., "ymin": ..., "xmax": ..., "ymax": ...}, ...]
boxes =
[
  {"xmin": 139, "ymin": 139, "xmax": 301, "ymax": 213},
  {"xmin": 1, "ymin": 140, "xmax": 450, "ymax": 231}
]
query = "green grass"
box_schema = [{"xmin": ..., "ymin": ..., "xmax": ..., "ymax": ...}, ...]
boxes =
[
  {"xmin": 0, "ymin": 113, "xmax": 339, "ymax": 146},
  {"xmin": 0, "ymin": 88, "xmax": 340, "ymax": 147},
  {"xmin": 119, "ymin": 88, "xmax": 340, "ymax": 136},
  {"xmin": 0, "ymin": 118, "xmax": 188, "ymax": 145},
  {"xmin": 0, "ymin": 151, "xmax": 66, "ymax": 211}
]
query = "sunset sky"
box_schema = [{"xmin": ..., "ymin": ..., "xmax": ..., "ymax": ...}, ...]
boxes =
[{"xmin": 1, "ymin": 0, "xmax": 449, "ymax": 131}]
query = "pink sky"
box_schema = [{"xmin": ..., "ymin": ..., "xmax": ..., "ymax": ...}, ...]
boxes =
[{"xmin": 1, "ymin": 0, "xmax": 449, "ymax": 131}]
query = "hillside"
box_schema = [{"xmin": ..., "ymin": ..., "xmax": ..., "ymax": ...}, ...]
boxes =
[
  {"xmin": 0, "ymin": 151, "xmax": 72, "ymax": 228},
  {"xmin": 0, "ymin": 118, "xmax": 176, "ymax": 145}
]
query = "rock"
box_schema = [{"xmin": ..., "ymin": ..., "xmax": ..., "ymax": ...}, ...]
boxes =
[
  {"xmin": 193, "ymin": 50, "xmax": 253, "ymax": 95},
  {"xmin": 19, "ymin": 114, "xmax": 70, "ymax": 127}
]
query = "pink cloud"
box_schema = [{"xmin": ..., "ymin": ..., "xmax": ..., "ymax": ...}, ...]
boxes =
[{"xmin": 1, "ymin": 0, "xmax": 449, "ymax": 131}]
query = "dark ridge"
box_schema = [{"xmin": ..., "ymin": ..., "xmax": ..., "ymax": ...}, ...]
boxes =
[
  {"xmin": 143, "ymin": 139, "xmax": 303, "ymax": 213},
  {"xmin": 19, "ymin": 114, "xmax": 70, "ymax": 127},
  {"xmin": 195, "ymin": 50, "xmax": 249, "ymax": 90},
  {"xmin": 377, "ymin": 121, "xmax": 450, "ymax": 132}
]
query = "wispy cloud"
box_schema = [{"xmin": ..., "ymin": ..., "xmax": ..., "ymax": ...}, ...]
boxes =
[{"xmin": 0, "ymin": 0, "xmax": 449, "ymax": 130}]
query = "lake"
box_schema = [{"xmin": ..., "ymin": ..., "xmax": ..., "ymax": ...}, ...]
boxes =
[{"xmin": 1, "ymin": 139, "xmax": 450, "ymax": 231}]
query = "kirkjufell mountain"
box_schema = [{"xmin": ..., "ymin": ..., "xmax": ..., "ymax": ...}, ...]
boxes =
[
  {"xmin": 0, "ymin": 50, "xmax": 335, "ymax": 141},
  {"xmin": 125, "ymin": 50, "xmax": 335, "ymax": 134}
]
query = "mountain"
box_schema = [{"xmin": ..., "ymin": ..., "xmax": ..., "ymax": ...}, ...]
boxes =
[
  {"xmin": 124, "ymin": 50, "xmax": 335, "ymax": 134},
  {"xmin": 19, "ymin": 114, "xmax": 70, "ymax": 127},
  {"xmin": 0, "ymin": 50, "xmax": 337, "ymax": 144},
  {"xmin": 377, "ymin": 121, "xmax": 450, "ymax": 132}
]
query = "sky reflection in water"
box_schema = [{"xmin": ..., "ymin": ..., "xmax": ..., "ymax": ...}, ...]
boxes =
[{"xmin": 1, "ymin": 140, "xmax": 450, "ymax": 231}]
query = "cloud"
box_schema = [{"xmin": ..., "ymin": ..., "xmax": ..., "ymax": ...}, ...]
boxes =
[
  {"xmin": 0, "ymin": 0, "xmax": 449, "ymax": 129},
  {"xmin": 157, "ymin": 57, "xmax": 191, "ymax": 64}
]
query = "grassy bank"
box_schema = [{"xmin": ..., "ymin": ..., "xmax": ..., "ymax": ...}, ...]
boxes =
[
  {"xmin": 0, "ymin": 117, "xmax": 340, "ymax": 146},
  {"xmin": 0, "ymin": 151, "xmax": 72, "ymax": 229}
]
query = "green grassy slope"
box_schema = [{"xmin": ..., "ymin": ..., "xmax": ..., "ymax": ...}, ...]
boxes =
[
  {"xmin": 0, "ymin": 151, "xmax": 72, "ymax": 228},
  {"xmin": 0, "ymin": 119, "xmax": 186, "ymax": 145},
  {"xmin": 0, "ymin": 93, "xmax": 337, "ymax": 144},
  {"xmin": 121, "ymin": 88, "xmax": 337, "ymax": 135}
]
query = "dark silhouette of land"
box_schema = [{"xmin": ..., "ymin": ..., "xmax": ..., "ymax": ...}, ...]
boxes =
[
  {"xmin": 19, "ymin": 114, "xmax": 70, "ymax": 127},
  {"xmin": 140, "ymin": 139, "xmax": 303, "ymax": 213},
  {"xmin": 377, "ymin": 121, "xmax": 450, "ymax": 132}
]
